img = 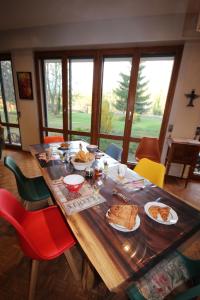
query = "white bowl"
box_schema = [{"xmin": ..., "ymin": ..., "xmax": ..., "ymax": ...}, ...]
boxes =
[
  {"xmin": 63, "ymin": 174, "xmax": 84, "ymax": 192},
  {"xmin": 71, "ymin": 157, "xmax": 94, "ymax": 171},
  {"xmin": 86, "ymin": 144, "xmax": 98, "ymax": 153}
]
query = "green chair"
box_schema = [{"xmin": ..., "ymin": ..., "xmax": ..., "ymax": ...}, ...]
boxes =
[
  {"xmin": 127, "ymin": 252, "xmax": 200, "ymax": 300},
  {"xmin": 4, "ymin": 156, "xmax": 51, "ymax": 204}
]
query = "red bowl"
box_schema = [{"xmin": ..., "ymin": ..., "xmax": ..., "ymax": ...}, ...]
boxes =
[{"xmin": 63, "ymin": 174, "xmax": 84, "ymax": 192}]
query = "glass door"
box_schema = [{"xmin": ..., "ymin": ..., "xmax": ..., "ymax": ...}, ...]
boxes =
[
  {"xmin": 0, "ymin": 58, "xmax": 21, "ymax": 146},
  {"xmin": 67, "ymin": 58, "xmax": 94, "ymax": 142},
  {"xmin": 99, "ymin": 57, "xmax": 132, "ymax": 151},
  {"xmin": 43, "ymin": 59, "xmax": 63, "ymax": 136},
  {"xmin": 128, "ymin": 56, "xmax": 175, "ymax": 162}
]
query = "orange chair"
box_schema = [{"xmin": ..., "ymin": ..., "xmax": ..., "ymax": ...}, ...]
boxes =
[
  {"xmin": 43, "ymin": 136, "xmax": 64, "ymax": 144},
  {"xmin": 135, "ymin": 137, "xmax": 161, "ymax": 163}
]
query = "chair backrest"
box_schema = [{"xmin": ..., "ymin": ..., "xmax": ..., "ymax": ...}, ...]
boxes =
[
  {"xmin": 0, "ymin": 189, "xmax": 40, "ymax": 259},
  {"xmin": 4, "ymin": 156, "xmax": 30, "ymax": 200},
  {"xmin": 127, "ymin": 251, "xmax": 200, "ymax": 300},
  {"xmin": 134, "ymin": 158, "xmax": 165, "ymax": 188},
  {"xmin": 4, "ymin": 156, "xmax": 26, "ymax": 181},
  {"xmin": 44, "ymin": 136, "xmax": 64, "ymax": 144},
  {"xmin": 135, "ymin": 137, "xmax": 161, "ymax": 162},
  {"xmin": 105, "ymin": 143, "xmax": 122, "ymax": 161}
]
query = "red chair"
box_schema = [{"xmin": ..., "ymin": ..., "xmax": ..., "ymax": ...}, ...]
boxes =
[
  {"xmin": 43, "ymin": 136, "xmax": 64, "ymax": 144},
  {"xmin": 135, "ymin": 137, "xmax": 161, "ymax": 163},
  {"xmin": 0, "ymin": 189, "xmax": 80, "ymax": 300}
]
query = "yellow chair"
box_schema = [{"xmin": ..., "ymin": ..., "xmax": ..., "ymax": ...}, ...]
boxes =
[{"xmin": 134, "ymin": 158, "xmax": 165, "ymax": 188}]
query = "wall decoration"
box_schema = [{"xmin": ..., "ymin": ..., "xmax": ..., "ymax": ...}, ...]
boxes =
[
  {"xmin": 17, "ymin": 72, "xmax": 33, "ymax": 100},
  {"xmin": 185, "ymin": 89, "xmax": 199, "ymax": 107}
]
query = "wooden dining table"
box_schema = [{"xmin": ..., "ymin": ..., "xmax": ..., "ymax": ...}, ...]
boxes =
[{"xmin": 30, "ymin": 141, "xmax": 200, "ymax": 292}]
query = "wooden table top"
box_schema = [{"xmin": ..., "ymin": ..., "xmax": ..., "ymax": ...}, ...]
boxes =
[{"xmin": 30, "ymin": 141, "xmax": 200, "ymax": 292}]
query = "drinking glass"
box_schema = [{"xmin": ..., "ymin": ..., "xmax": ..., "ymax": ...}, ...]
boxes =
[{"xmin": 117, "ymin": 164, "xmax": 127, "ymax": 181}]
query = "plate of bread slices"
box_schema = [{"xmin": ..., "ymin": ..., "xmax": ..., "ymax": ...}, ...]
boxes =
[
  {"xmin": 144, "ymin": 202, "xmax": 178, "ymax": 225},
  {"xmin": 106, "ymin": 205, "xmax": 140, "ymax": 232}
]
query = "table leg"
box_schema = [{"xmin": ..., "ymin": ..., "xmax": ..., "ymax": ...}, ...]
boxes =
[{"xmin": 82, "ymin": 258, "xmax": 95, "ymax": 291}]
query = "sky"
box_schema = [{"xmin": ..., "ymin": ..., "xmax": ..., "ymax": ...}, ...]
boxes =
[{"xmin": 70, "ymin": 57, "xmax": 174, "ymax": 108}]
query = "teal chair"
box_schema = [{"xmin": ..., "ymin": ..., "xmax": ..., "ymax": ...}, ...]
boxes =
[
  {"xmin": 127, "ymin": 252, "xmax": 200, "ymax": 300},
  {"xmin": 4, "ymin": 156, "xmax": 51, "ymax": 204}
]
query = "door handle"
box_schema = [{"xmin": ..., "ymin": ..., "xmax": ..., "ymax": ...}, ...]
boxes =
[{"xmin": 128, "ymin": 111, "xmax": 132, "ymax": 121}]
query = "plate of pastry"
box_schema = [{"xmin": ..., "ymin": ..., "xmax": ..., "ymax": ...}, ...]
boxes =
[
  {"xmin": 58, "ymin": 142, "xmax": 71, "ymax": 150},
  {"xmin": 144, "ymin": 202, "xmax": 178, "ymax": 225},
  {"xmin": 106, "ymin": 204, "xmax": 140, "ymax": 232}
]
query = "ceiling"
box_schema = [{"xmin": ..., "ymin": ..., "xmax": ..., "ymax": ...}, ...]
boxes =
[{"xmin": 0, "ymin": 0, "xmax": 198, "ymax": 31}]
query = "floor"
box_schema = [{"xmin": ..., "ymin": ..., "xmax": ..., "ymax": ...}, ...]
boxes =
[{"xmin": 0, "ymin": 149, "xmax": 200, "ymax": 300}]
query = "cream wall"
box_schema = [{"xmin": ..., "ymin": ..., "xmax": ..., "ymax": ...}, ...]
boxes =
[
  {"xmin": 11, "ymin": 50, "xmax": 40, "ymax": 151},
  {"xmin": 161, "ymin": 41, "xmax": 200, "ymax": 176},
  {"xmin": 168, "ymin": 41, "xmax": 200, "ymax": 139},
  {"xmin": 0, "ymin": 15, "xmax": 186, "ymax": 51}
]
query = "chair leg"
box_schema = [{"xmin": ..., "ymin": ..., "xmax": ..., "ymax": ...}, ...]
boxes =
[
  {"xmin": 28, "ymin": 259, "xmax": 39, "ymax": 300},
  {"xmin": 24, "ymin": 201, "xmax": 30, "ymax": 210},
  {"xmin": 64, "ymin": 249, "xmax": 81, "ymax": 281}
]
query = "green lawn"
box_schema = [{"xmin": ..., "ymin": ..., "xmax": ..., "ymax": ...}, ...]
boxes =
[
  {"xmin": 1, "ymin": 110, "xmax": 161, "ymax": 157},
  {"xmin": 47, "ymin": 111, "xmax": 162, "ymax": 138}
]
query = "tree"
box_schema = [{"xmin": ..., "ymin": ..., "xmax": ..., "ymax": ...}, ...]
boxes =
[
  {"xmin": 101, "ymin": 100, "xmax": 113, "ymax": 133},
  {"xmin": 1, "ymin": 61, "xmax": 15, "ymax": 104},
  {"xmin": 113, "ymin": 73, "xmax": 129, "ymax": 113},
  {"xmin": 135, "ymin": 65, "xmax": 151, "ymax": 114},
  {"xmin": 114, "ymin": 64, "xmax": 151, "ymax": 115},
  {"xmin": 153, "ymin": 95, "xmax": 162, "ymax": 115},
  {"xmin": 45, "ymin": 62, "xmax": 62, "ymax": 115}
]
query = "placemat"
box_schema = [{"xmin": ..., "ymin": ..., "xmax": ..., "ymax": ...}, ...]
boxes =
[
  {"xmin": 63, "ymin": 193, "xmax": 106, "ymax": 215},
  {"xmin": 53, "ymin": 182, "xmax": 106, "ymax": 215},
  {"xmin": 35, "ymin": 153, "xmax": 63, "ymax": 168}
]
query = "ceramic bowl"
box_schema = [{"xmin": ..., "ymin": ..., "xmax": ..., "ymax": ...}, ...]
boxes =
[
  {"xmin": 71, "ymin": 157, "xmax": 94, "ymax": 171},
  {"xmin": 86, "ymin": 144, "xmax": 98, "ymax": 153},
  {"xmin": 63, "ymin": 174, "xmax": 84, "ymax": 192}
]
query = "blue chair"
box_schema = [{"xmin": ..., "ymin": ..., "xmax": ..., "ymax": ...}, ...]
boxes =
[{"xmin": 105, "ymin": 143, "xmax": 122, "ymax": 161}]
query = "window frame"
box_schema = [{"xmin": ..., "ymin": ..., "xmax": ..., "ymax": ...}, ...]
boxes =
[
  {"xmin": 0, "ymin": 53, "xmax": 21, "ymax": 148},
  {"xmin": 35, "ymin": 45, "xmax": 183, "ymax": 164}
]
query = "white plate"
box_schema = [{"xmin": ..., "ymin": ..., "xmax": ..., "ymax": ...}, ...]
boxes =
[
  {"xmin": 144, "ymin": 201, "xmax": 178, "ymax": 225},
  {"xmin": 106, "ymin": 209, "xmax": 140, "ymax": 232}
]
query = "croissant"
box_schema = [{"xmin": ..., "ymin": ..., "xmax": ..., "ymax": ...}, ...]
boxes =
[
  {"xmin": 148, "ymin": 206, "xmax": 160, "ymax": 219},
  {"xmin": 148, "ymin": 205, "xmax": 170, "ymax": 222},
  {"xmin": 159, "ymin": 207, "xmax": 170, "ymax": 221}
]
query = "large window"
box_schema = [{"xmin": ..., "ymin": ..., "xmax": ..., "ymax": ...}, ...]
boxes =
[
  {"xmin": 68, "ymin": 58, "xmax": 94, "ymax": 133},
  {"xmin": 0, "ymin": 57, "xmax": 21, "ymax": 146},
  {"xmin": 43, "ymin": 59, "xmax": 62, "ymax": 129},
  {"xmin": 128, "ymin": 56, "xmax": 174, "ymax": 161},
  {"xmin": 36, "ymin": 46, "xmax": 182, "ymax": 165},
  {"xmin": 100, "ymin": 57, "xmax": 132, "ymax": 137}
]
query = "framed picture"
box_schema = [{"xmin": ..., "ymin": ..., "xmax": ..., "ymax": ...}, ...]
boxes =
[{"xmin": 17, "ymin": 72, "xmax": 33, "ymax": 100}]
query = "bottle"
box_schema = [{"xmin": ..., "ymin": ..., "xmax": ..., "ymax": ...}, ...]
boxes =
[{"xmin": 93, "ymin": 156, "xmax": 103, "ymax": 179}]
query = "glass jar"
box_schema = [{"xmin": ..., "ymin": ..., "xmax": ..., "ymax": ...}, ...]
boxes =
[{"xmin": 93, "ymin": 157, "xmax": 103, "ymax": 179}]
